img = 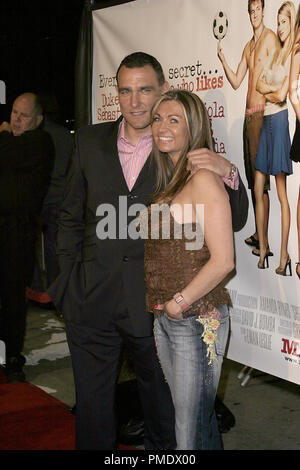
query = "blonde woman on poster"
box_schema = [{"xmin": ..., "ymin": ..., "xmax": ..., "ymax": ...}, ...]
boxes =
[
  {"xmin": 254, "ymin": 1, "xmax": 296, "ymax": 273},
  {"xmin": 289, "ymin": 3, "xmax": 300, "ymax": 279},
  {"xmin": 217, "ymin": 0, "xmax": 278, "ymax": 254}
]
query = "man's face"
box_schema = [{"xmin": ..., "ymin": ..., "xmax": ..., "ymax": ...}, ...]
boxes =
[
  {"xmin": 10, "ymin": 95, "xmax": 42, "ymax": 136},
  {"xmin": 117, "ymin": 65, "xmax": 167, "ymax": 140},
  {"xmin": 249, "ymin": 0, "xmax": 264, "ymax": 30}
]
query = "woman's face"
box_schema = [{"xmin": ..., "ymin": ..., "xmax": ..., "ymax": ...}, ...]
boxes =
[
  {"xmin": 152, "ymin": 100, "xmax": 189, "ymax": 165},
  {"xmin": 278, "ymin": 12, "xmax": 291, "ymax": 44}
]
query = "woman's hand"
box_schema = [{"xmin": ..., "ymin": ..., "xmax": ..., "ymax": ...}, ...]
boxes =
[{"xmin": 154, "ymin": 299, "xmax": 184, "ymax": 320}]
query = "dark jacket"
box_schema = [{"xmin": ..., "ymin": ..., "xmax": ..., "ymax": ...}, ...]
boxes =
[
  {"xmin": 0, "ymin": 128, "xmax": 54, "ymax": 218},
  {"xmin": 42, "ymin": 117, "xmax": 74, "ymax": 208}
]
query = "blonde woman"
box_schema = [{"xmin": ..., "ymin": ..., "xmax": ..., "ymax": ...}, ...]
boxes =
[
  {"xmin": 142, "ymin": 90, "xmax": 234, "ymax": 449},
  {"xmin": 289, "ymin": 4, "xmax": 300, "ymax": 279},
  {"xmin": 254, "ymin": 1, "xmax": 295, "ymax": 273}
]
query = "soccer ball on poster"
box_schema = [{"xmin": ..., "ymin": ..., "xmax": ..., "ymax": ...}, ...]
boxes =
[{"xmin": 213, "ymin": 11, "xmax": 228, "ymax": 40}]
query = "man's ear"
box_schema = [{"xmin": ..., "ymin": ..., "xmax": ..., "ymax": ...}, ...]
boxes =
[
  {"xmin": 162, "ymin": 81, "xmax": 170, "ymax": 94},
  {"xmin": 37, "ymin": 114, "xmax": 43, "ymax": 128}
]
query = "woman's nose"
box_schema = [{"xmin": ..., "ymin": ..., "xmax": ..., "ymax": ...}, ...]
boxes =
[{"xmin": 158, "ymin": 119, "xmax": 168, "ymax": 132}]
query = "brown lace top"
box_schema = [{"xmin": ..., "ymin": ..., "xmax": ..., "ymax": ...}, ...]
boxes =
[{"xmin": 140, "ymin": 204, "xmax": 231, "ymax": 318}]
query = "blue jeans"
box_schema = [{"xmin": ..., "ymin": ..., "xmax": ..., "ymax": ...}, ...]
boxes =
[{"xmin": 154, "ymin": 304, "xmax": 229, "ymax": 450}]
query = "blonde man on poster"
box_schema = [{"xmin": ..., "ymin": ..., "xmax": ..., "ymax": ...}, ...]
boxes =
[{"xmin": 217, "ymin": 0, "xmax": 279, "ymax": 253}]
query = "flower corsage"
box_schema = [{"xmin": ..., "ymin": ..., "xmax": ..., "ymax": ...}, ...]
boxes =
[{"xmin": 196, "ymin": 304, "xmax": 221, "ymax": 365}]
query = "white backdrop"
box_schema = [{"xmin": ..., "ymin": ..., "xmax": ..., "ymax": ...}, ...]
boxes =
[{"xmin": 92, "ymin": 0, "xmax": 300, "ymax": 385}]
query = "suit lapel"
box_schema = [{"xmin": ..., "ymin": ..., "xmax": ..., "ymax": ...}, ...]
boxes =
[
  {"xmin": 99, "ymin": 119, "xmax": 129, "ymax": 193},
  {"xmin": 130, "ymin": 153, "xmax": 152, "ymax": 192}
]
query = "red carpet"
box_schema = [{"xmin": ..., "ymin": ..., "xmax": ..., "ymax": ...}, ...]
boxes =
[
  {"xmin": 0, "ymin": 378, "xmax": 76, "ymax": 450},
  {"xmin": 0, "ymin": 367, "xmax": 135, "ymax": 450}
]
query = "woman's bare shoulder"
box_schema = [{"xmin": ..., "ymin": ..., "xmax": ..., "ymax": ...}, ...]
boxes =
[
  {"xmin": 187, "ymin": 168, "xmax": 223, "ymax": 189},
  {"xmin": 186, "ymin": 169, "xmax": 227, "ymax": 203}
]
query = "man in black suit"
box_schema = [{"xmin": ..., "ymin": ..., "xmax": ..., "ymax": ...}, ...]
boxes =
[
  {"xmin": 0, "ymin": 92, "xmax": 54, "ymax": 382},
  {"xmin": 48, "ymin": 52, "xmax": 248, "ymax": 450}
]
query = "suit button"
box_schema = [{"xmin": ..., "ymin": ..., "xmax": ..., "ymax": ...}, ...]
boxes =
[{"xmin": 123, "ymin": 256, "xmax": 129, "ymax": 262}]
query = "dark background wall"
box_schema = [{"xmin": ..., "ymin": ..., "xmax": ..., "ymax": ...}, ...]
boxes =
[
  {"xmin": 0, "ymin": 0, "xmax": 86, "ymax": 124},
  {"xmin": 0, "ymin": 0, "xmax": 133, "ymax": 127}
]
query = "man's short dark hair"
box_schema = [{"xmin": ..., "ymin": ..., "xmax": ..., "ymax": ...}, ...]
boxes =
[
  {"xmin": 116, "ymin": 52, "xmax": 165, "ymax": 86},
  {"xmin": 248, "ymin": 0, "xmax": 265, "ymax": 14}
]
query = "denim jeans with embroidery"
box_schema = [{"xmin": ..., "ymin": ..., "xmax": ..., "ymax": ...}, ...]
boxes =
[{"xmin": 154, "ymin": 304, "xmax": 229, "ymax": 450}]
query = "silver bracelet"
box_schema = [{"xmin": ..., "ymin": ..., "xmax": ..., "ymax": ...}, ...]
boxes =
[{"xmin": 228, "ymin": 162, "xmax": 237, "ymax": 181}]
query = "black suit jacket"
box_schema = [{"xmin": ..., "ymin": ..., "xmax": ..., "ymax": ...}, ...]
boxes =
[
  {"xmin": 48, "ymin": 118, "xmax": 248, "ymax": 336},
  {"xmin": 0, "ymin": 128, "xmax": 54, "ymax": 217},
  {"xmin": 42, "ymin": 116, "xmax": 74, "ymax": 208}
]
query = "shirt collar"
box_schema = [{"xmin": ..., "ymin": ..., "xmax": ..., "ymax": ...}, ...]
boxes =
[{"xmin": 118, "ymin": 118, "xmax": 152, "ymax": 144}]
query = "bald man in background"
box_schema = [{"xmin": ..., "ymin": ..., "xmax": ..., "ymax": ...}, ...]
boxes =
[{"xmin": 0, "ymin": 93, "xmax": 54, "ymax": 382}]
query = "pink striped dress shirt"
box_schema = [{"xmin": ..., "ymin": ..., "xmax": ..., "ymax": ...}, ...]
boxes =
[{"xmin": 117, "ymin": 119, "xmax": 153, "ymax": 191}]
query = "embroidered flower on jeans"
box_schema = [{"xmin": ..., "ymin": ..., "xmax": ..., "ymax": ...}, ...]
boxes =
[
  {"xmin": 203, "ymin": 331, "xmax": 217, "ymax": 345},
  {"xmin": 209, "ymin": 318, "xmax": 220, "ymax": 330},
  {"xmin": 196, "ymin": 305, "xmax": 221, "ymax": 365}
]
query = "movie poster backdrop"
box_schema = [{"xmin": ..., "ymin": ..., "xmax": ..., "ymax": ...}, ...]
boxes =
[{"xmin": 92, "ymin": 0, "xmax": 300, "ymax": 385}]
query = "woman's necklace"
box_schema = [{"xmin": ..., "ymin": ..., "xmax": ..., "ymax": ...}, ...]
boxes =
[{"xmin": 250, "ymin": 26, "xmax": 265, "ymax": 55}]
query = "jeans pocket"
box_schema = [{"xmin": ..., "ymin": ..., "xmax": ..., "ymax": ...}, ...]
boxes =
[
  {"xmin": 164, "ymin": 312, "xmax": 184, "ymax": 322},
  {"xmin": 215, "ymin": 305, "xmax": 230, "ymax": 357}
]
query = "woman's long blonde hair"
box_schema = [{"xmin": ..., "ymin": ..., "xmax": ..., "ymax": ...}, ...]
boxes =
[
  {"xmin": 150, "ymin": 89, "xmax": 213, "ymax": 204},
  {"xmin": 293, "ymin": 4, "xmax": 300, "ymax": 54},
  {"xmin": 273, "ymin": 1, "xmax": 296, "ymax": 66}
]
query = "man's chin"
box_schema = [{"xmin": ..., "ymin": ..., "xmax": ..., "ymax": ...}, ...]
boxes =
[
  {"xmin": 128, "ymin": 119, "xmax": 150, "ymax": 130},
  {"xmin": 126, "ymin": 113, "xmax": 151, "ymax": 127}
]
